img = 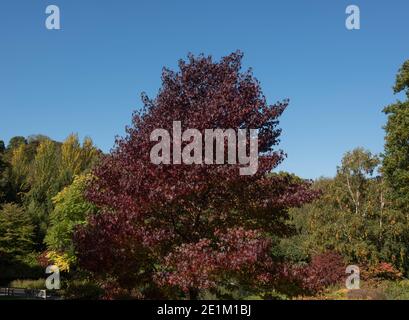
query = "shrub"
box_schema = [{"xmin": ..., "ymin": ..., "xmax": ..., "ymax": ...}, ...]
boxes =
[
  {"xmin": 278, "ymin": 251, "xmax": 346, "ymax": 295},
  {"xmin": 62, "ymin": 279, "xmax": 104, "ymax": 300},
  {"xmin": 301, "ymin": 251, "xmax": 346, "ymax": 293},
  {"xmin": 364, "ymin": 262, "xmax": 403, "ymax": 281}
]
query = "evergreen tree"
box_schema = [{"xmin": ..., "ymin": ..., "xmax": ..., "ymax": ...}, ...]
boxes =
[
  {"xmin": 0, "ymin": 203, "xmax": 34, "ymax": 259},
  {"xmin": 383, "ymin": 60, "xmax": 409, "ymax": 215}
]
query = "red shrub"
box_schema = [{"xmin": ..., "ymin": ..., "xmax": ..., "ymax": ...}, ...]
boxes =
[
  {"xmin": 364, "ymin": 262, "xmax": 403, "ymax": 281},
  {"xmin": 37, "ymin": 251, "xmax": 51, "ymax": 268},
  {"xmin": 279, "ymin": 251, "xmax": 346, "ymax": 294}
]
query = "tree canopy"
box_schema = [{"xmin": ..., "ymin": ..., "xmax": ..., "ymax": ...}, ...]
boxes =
[
  {"xmin": 0, "ymin": 203, "xmax": 34, "ymax": 259},
  {"xmin": 74, "ymin": 52, "xmax": 319, "ymax": 299},
  {"xmin": 383, "ymin": 60, "xmax": 409, "ymax": 214}
]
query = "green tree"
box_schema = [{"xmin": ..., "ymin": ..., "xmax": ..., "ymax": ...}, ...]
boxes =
[
  {"xmin": 45, "ymin": 174, "xmax": 96, "ymax": 266},
  {"xmin": 0, "ymin": 203, "xmax": 34, "ymax": 259},
  {"xmin": 383, "ymin": 60, "xmax": 409, "ymax": 214},
  {"xmin": 0, "ymin": 134, "xmax": 100, "ymax": 259},
  {"xmin": 0, "ymin": 140, "xmax": 7, "ymax": 204},
  {"xmin": 26, "ymin": 139, "xmax": 61, "ymax": 245},
  {"xmin": 58, "ymin": 134, "xmax": 99, "ymax": 187},
  {"xmin": 0, "ymin": 137, "xmax": 31, "ymax": 204},
  {"xmin": 335, "ymin": 148, "xmax": 380, "ymax": 216},
  {"xmin": 287, "ymin": 148, "xmax": 409, "ymax": 270},
  {"xmin": 9, "ymin": 143, "xmax": 31, "ymax": 202},
  {"xmin": 6, "ymin": 136, "xmax": 26, "ymax": 152}
]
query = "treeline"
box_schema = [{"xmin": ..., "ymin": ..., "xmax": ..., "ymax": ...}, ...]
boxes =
[
  {"xmin": 0, "ymin": 134, "xmax": 100, "ymax": 283},
  {"xmin": 282, "ymin": 149, "xmax": 409, "ymax": 274},
  {"xmin": 280, "ymin": 60, "xmax": 409, "ymax": 287}
]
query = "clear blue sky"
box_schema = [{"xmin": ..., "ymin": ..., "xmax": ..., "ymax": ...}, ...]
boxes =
[{"xmin": 1, "ymin": 0, "xmax": 408, "ymax": 179}]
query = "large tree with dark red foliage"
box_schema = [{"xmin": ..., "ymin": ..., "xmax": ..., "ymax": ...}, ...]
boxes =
[{"xmin": 74, "ymin": 52, "xmax": 318, "ymax": 299}]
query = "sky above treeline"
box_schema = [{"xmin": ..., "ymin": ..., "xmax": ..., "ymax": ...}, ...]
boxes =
[{"xmin": 1, "ymin": 0, "xmax": 409, "ymax": 179}]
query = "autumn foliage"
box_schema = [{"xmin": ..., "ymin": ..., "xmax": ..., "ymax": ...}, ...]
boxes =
[
  {"xmin": 300, "ymin": 251, "xmax": 346, "ymax": 293},
  {"xmin": 73, "ymin": 52, "xmax": 318, "ymax": 298}
]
